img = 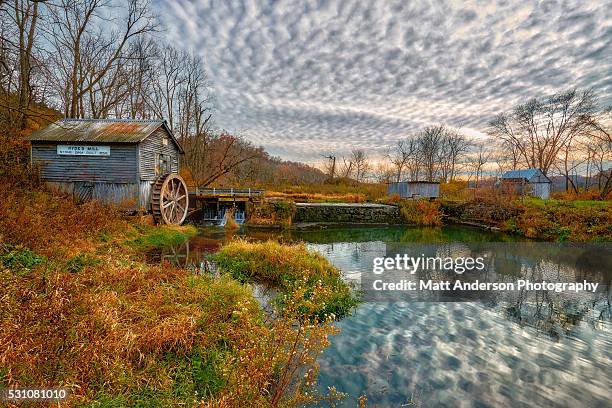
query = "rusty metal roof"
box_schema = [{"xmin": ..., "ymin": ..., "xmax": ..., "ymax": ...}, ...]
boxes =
[{"xmin": 27, "ymin": 118, "xmax": 184, "ymax": 152}]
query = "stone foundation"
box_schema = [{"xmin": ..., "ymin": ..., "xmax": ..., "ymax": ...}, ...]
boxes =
[{"xmin": 294, "ymin": 203, "xmax": 402, "ymax": 224}]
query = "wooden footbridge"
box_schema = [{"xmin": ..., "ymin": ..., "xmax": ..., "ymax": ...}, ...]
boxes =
[{"xmin": 190, "ymin": 187, "xmax": 265, "ymax": 200}]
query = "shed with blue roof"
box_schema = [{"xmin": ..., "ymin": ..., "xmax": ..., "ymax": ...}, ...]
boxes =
[{"xmin": 500, "ymin": 168, "xmax": 552, "ymax": 199}]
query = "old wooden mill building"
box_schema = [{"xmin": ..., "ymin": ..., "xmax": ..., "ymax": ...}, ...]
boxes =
[
  {"xmin": 27, "ymin": 118, "xmax": 190, "ymax": 225},
  {"xmin": 27, "ymin": 118, "xmax": 264, "ymax": 225}
]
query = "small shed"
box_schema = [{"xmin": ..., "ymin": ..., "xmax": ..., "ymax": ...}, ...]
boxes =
[
  {"xmin": 500, "ymin": 168, "xmax": 552, "ymax": 199},
  {"xmin": 387, "ymin": 181, "xmax": 440, "ymax": 199},
  {"xmin": 27, "ymin": 118, "xmax": 189, "ymax": 224}
]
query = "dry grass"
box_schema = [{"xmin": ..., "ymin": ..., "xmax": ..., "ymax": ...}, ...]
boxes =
[
  {"xmin": 264, "ymin": 181, "xmax": 386, "ymax": 203},
  {"xmin": 398, "ymin": 200, "xmax": 443, "ymax": 226},
  {"xmin": 511, "ymin": 198, "xmax": 612, "ymax": 241},
  {"xmin": 440, "ymin": 192, "xmax": 612, "ymax": 241},
  {"xmin": 550, "ymin": 189, "xmax": 609, "ymax": 201},
  {"xmin": 0, "ymin": 182, "xmax": 125, "ymax": 258},
  {"xmin": 0, "ymin": 180, "xmax": 347, "ymax": 407},
  {"xmin": 265, "ymin": 190, "xmax": 367, "ymax": 203}
]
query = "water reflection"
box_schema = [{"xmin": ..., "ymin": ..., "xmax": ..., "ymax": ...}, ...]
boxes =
[
  {"xmin": 308, "ymin": 239, "xmax": 611, "ymax": 407},
  {"xmin": 151, "ymin": 225, "xmax": 611, "ymax": 407}
]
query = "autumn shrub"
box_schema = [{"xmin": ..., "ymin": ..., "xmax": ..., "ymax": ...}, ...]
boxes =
[
  {"xmin": 213, "ymin": 240, "xmax": 359, "ymax": 321},
  {"xmin": 377, "ymin": 193, "xmax": 401, "ymax": 205},
  {"xmin": 247, "ymin": 200, "xmax": 296, "ymax": 228},
  {"xmin": 399, "ymin": 199, "xmax": 443, "ymax": 226},
  {"xmin": 514, "ymin": 199, "xmax": 612, "ymax": 241},
  {"xmin": 439, "ymin": 180, "xmax": 469, "ymax": 200}
]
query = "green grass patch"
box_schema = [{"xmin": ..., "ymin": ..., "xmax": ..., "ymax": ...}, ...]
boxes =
[
  {"xmin": 65, "ymin": 254, "xmax": 101, "ymax": 273},
  {"xmin": 125, "ymin": 225, "xmax": 197, "ymax": 251},
  {"xmin": 522, "ymin": 197, "xmax": 610, "ymax": 209},
  {"xmin": 167, "ymin": 347, "xmax": 228, "ymax": 401},
  {"xmin": 0, "ymin": 244, "xmax": 45, "ymax": 276},
  {"xmin": 213, "ymin": 240, "xmax": 359, "ymax": 321}
]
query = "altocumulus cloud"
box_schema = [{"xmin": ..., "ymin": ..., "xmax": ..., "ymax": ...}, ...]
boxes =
[{"xmin": 158, "ymin": 0, "xmax": 612, "ymax": 162}]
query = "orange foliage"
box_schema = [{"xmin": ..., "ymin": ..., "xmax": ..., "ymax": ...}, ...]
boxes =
[
  {"xmin": 439, "ymin": 180, "xmax": 469, "ymax": 199},
  {"xmin": 399, "ymin": 199, "xmax": 443, "ymax": 226}
]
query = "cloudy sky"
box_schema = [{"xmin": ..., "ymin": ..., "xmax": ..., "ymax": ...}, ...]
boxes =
[{"xmin": 158, "ymin": 0, "xmax": 612, "ymax": 163}]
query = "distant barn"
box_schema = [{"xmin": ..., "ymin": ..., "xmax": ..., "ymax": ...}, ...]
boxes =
[
  {"xmin": 500, "ymin": 168, "xmax": 552, "ymax": 199},
  {"xmin": 27, "ymin": 118, "xmax": 189, "ymax": 225},
  {"xmin": 387, "ymin": 181, "xmax": 440, "ymax": 199}
]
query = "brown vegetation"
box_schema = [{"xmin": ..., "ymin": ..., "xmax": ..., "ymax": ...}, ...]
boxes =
[
  {"xmin": 398, "ymin": 200, "xmax": 444, "ymax": 226},
  {"xmin": 0, "ymin": 180, "xmax": 349, "ymax": 407},
  {"xmin": 441, "ymin": 194, "xmax": 611, "ymax": 241},
  {"xmin": 246, "ymin": 201, "xmax": 296, "ymax": 228}
]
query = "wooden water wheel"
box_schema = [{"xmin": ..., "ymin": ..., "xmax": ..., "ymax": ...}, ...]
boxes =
[{"xmin": 152, "ymin": 173, "xmax": 189, "ymax": 225}]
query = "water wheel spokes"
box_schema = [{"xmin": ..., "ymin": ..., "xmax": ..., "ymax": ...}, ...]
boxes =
[{"xmin": 152, "ymin": 173, "xmax": 189, "ymax": 225}]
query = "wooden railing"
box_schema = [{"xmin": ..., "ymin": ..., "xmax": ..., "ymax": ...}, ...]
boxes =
[{"xmin": 191, "ymin": 187, "xmax": 265, "ymax": 197}]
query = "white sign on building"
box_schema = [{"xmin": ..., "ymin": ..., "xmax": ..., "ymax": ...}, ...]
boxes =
[{"xmin": 57, "ymin": 145, "xmax": 110, "ymax": 156}]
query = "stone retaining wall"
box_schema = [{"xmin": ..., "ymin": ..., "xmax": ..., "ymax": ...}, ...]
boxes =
[{"xmin": 294, "ymin": 203, "xmax": 402, "ymax": 224}]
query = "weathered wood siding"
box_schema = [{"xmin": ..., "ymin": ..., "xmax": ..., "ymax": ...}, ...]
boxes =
[
  {"xmin": 139, "ymin": 180, "xmax": 153, "ymax": 212},
  {"xmin": 530, "ymin": 182, "xmax": 550, "ymax": 199},
  {"xmin": 387, "ymin": 182, "xmax": 440, "ymax": 199},
  {"xmin": 138, "ymin": 127, "xmax": 180, "ymax": 181},
  {"xmin": 45, "ymin": 181, "xmax": 140, "ymax": 210},
  {"xmin": 31, "ymin": 142, "xmax": 138, "ymax": 183}
]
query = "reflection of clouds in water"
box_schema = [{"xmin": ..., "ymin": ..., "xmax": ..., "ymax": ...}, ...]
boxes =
[
  {"xmin": 319, "ymin": 302, "xmax": 612, "ymax": 407},
  {"xmin": 313, "ymin": 240, "xmax": 611, "ymax": 406},
  {"xmin": 309, "ymin": 241, "xmax": 387, "ymax": 286}
]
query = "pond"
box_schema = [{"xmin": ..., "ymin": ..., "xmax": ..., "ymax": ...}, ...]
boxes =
[{"xmin": 154, "ymin": 225, "xmax": 611, "ymax": 407}]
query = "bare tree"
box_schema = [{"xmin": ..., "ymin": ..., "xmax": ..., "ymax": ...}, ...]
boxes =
[
  {"xmin": 419, "ymin": 124, "xmax": 445, "ymax": 181},
  {"xmin": 373, "ymin": 162, "xmax": 393, "ymax": 183},
  {"xmin": 439, "ymin": 129, "xmax": 470, "ymax": 182},
  {"xmin": 321, "ymin": 153, "xmax": 336, "ymax": 180},
  {"xmin": 589, "ymin": 135, "xmax": 612, "ymax": 198},
  {"xmin": 44, "ymin": 0, "xmax": 156, "ymax": 118},
  {"xmin": 492, "ymin": 141, "xmax": 518, "ymax": 178},
  {"xmin": 468, "ymin": 144, "xmax": 491, "ymax": 188},
  {"xmin": 10, "ymin": 0, "xmax": 40, "ymax": 129},
  {"xmin": 183, "ymin": 131, "xmax": 262, "ymax": 188},
  {"xmin": 351, "ymin": 149, "xmax": 370, "ymax": 182},
  {"xmin": 387, "ymin": 139, "xmax": 416, "ymax": 182},
  {"xmin": 488, "ymin": 89, "xmax": 605, "ymax": 176},
  {"xmin": 339, "ymin": 155, "xmax": 354, "ymax": 179}
]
